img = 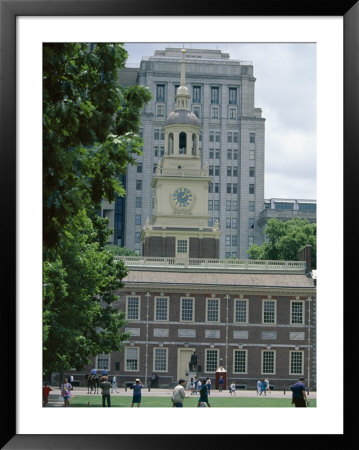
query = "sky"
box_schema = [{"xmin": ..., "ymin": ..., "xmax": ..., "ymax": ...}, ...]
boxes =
[{"xmin": 124, "ymin": 42, "xmax": 317, "ymax": 200}]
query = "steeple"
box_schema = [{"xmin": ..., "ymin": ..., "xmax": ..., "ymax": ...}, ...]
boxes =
[{"xmin": 176, "ymin": 48, "xmax": 190, "ymax": 111}]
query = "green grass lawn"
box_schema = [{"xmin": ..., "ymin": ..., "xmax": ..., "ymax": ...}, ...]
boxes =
[{"xmin": 69, "ymin": 395, "xmax": 316, "ymax": 408}]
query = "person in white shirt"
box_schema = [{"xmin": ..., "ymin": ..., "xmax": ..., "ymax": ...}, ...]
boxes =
[
  {"xmin": 172, "ymin": 379, "xmax": 187, "ymax": 407},
  {"xmin": 111, "ymin": 375, "xmax": 118, "ymax": 393},
  {"xmin": 264, "ymin": 378, "xmax": 270, "ymax": 394},
  {"xmin": 229, "ymin": 382, "xmax": 236, "ymax": 395}
]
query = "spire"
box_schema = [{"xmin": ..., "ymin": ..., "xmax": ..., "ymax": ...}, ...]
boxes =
[{"xmin": 176, "ymin": 48, "xmax": 190, "ymax": 111}]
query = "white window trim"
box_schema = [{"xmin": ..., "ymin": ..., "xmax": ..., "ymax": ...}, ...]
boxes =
[
  {"xmin": 234, "ymin": 298, "xmax": 249, "ymax": 324},
  {"xmin": 126, "ymin": 295, "xmax": 141, "ymax": 321},
  {"xmin": 153, "ymin": 347, "xmax": 168, "ymax": 373},
  {"xmin": 180, "ymin": 296, "xmax": 195, "ymax": 323},
  {"xmin": 154, "ymin": 296, "xmax": 169, "ymax": 322},
  {"xmin": 175, "ymin": 237, "xmax": 189, "ymax": 258},
  {"xmin": 290, "ymin": 299, "xmax": 305, "ymax": 325},
  {"xmin": 206, "ymin": 297, "xmax": 220, "ymax": 323},
  {"xmin": 205, "ymin": 348, "xmax": 219, "ymax": 373},
  {"xmin": 233, "ymin": 349, "xmax": 248, "ymax": 374},
  {"xmin": 261, "ymin": 349, "xmax": 276, "ymax": 375},
  {"xmin": 262, "ymin": 298, "xmax": 277, "ymax": 325},
  {"xmin": 125, "ymin": 347, "xmax": 140, "ymax": 372},
  {"xmin": 289, "ymin": 350, "xmax": 304, "ymax": 376},
  {"xmin": 96, "ymin": 353, "xmax": 111, "ymax": 371}
]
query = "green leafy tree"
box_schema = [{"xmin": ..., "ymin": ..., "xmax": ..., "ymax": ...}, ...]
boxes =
[
  {"xmin": 42, "ymin": 43, "xmax": 151, "ymax": 375},
  {"xmin": 104, "ymin": 245, "xmax": 138, "ymax": 256},
  {"xmin": 248, "ymin": 218, "xmax": 316, "ymax": 269}
]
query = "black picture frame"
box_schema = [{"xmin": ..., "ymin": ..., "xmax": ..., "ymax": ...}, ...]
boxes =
[{"xmin": 1, "ymin": 0, "xmax": 357, "ymax": 448}]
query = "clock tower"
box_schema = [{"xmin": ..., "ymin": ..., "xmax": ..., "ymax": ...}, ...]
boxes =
[{"xmin": 141, "ymin": 49, "xmax": 220, "ymax": 258}]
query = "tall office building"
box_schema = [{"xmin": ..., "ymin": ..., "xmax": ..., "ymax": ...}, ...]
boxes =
[{"xmin": 107, "ymin": 47, "xmax": 265, "ymax": 258}]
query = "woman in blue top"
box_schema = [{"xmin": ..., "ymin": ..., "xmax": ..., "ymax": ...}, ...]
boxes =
[{"xmin": 130, "ymin": 378, "xmax": 144, "ymax": 407}]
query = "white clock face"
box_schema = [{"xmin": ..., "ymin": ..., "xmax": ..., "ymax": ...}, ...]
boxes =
[{"xmin": 172, "ymin": 187, "xmax": 193, "ymax": 208}]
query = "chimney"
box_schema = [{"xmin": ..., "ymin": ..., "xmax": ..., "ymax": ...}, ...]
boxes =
[{"xmin": 298, "ymin": 245, "xmax": 312, "ymax": 273}]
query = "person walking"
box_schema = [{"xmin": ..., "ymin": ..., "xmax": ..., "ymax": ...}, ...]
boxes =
[
  {"xmin": 100, "ymin": 376, "xmax": 112, "ymax": 407},
  {"xmin": 264, "ymin": 378, "xmax": 270, "ymax": 394},
  {"xmin": 111, "ymin": 375, "xmax": 118, "ymax": 393},
  {"xmin": 257, "ymin": 379, "xmax": 262, "ymax": 396},
  {"xmin": 193, "ymin": 376, "xmax": 199, "ymax": 395},
  {"xmin": 171, "ymin": 379, "xmax": 188, "ymax": 407},
  {"xmin": 60, "ymin": 377, "xmax": 73, "ymax": 407},
  {"xmin": 197, "ymin": 379, "xmax": 210, "ymax": 407},
  {"xmin": 130, "ymin": 378, "xmax": 144, "ymax": 407},
  {"xmin": 218, "ymin": 376, "xmax": 224, "ymax": 392},
  {"xmin": 229, "ymin": 381, "xmax": 236, "ymax": 396},
  {"xmin": 291, "ymin": 377, "xmax": 310, "ymax": 407},
  {"xmin": 42, "ymin": 382, "xmax": 53, "ymax": 407},
  {"xmin": 261, "ymin": 379, "xmax": 267, "ymax": 396}
]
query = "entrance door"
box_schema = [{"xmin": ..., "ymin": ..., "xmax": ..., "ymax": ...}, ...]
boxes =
[{"xmin": 177, "ymin": 348, "xmax": 194, "ymax": 382}]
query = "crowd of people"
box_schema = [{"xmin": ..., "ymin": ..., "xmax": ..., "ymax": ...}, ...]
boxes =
[{"xmin": 43, "ymin": 373, "xmax": 310, "ymax": 408}]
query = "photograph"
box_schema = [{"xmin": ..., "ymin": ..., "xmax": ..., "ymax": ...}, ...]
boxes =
[{"xmin": 3, "ymin": 2, "xmax": 356, "ymax": 448}]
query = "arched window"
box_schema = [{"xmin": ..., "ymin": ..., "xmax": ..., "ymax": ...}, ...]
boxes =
[
  {"xmin": 192, "ymin": 133, "xmax": 197, "ymax": 156},
  {"xmin": 179, "ymin": 132, "xmax": 187, "ymax": 154},
  {"xmin": 168, "ymin": 133, "xmax": 174, "ymax": 155}
]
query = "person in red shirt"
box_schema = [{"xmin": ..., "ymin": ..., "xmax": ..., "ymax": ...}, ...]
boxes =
[{"xmin": 43, "ymin": 382, "xmax": 53, "ymax": 407}]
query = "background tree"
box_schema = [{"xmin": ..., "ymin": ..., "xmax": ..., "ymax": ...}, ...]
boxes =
[
  {"xmin": 248, "ymin": 218, "xmax": 316, "ymax": 269},
  {"xmin": 43, "ymin": 43, "xmax": 151, "ymax": 375}
]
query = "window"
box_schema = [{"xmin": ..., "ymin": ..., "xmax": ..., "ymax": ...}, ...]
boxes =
[
  {"xmin": 249, "ymin": 201, "xmax": 255, "ymax": 212},
  {"xmin": 126, "ymin": 296, "xmax": 140, "ymax": 320},
  {"xmin": 229, "ymin": 87, "xmax": 237, "ymax": 104},
  {"xmin": 156, "ymin": 84, "xmax": 165, "ymax": 102},
  {"xmin": 193, "ymin": 106, "xmax": 200, "ymax": 118},
  {"xmin": 211, "ymin": 107, "xmax": 219, "ymax": 119},
  {"xmin": 207, "ymin": 298, "xmax": 220, "ymax": 322},
  {"xmin": 209, "ymin": 166, "xmax": 214, "ymax": 176},
  {"xmin": 136, "ymin": 162, "xmax": 142, "ymax": 173},
  {"xmin": 225, "ymin": 252, "xmax": 231, "ymax": 258},
  {"xmin": 248, "ymin": 218, "xmax": 255, "ymax": 229},
  {"xmin": 233, "ymin": 132, "xmax": 238, "ymax": 144},
  {"xmin": 209, "ymin": 131, "xmax": 214, "ymax": 142},
  {"xmin": 232, "ymin": 201, "xmax": 237, "ymax": 211},
  {"xmin": 290, "ymin": 351, "xmax": 304, "ymax": 375},
  {"xmin": 233, "ymin": 167, "xmax": 238, "ymax": 177},
  {"xmin": 226, "ymin": 235, "xmax": 231, "ymax": 246},
  {"xmin": 211, "ymin": 86, "xmax": 219, "ymax": 104},
  {"xmin": 227, "ymin": 166, "xmax": 232, "ymax": 177},
  {"xmin": 215, "ymin": 150, "xmax": 220, "ymax": 159},
  {"xmin": 249, "ymin": 167, "xmax": 255, "ymax": 177},
  {"xmin": 227, "ymin": 183, "xmax": 232, "ymax": 194},
  {"xmin": 156, "ymin": 105, "xmax": 164, "ymax": 117},
  {"xmin": 233, "ymin": 350, "xmax": 247, "ymax": 373},
  {"xmin": 208, "ymin": 200, "xmax": 213, "ymax": 211},
  {"xmin": 249, "ymin": 150, "xmax": 255, "ymax": 160},
  {"xmin": 215, "ymin": 166, "xmax": 220, "ymax": 176},
  {"xmin": 274, "ymin": 202, "xmax": 295, "ymax": 210},
  {"xmin": 262, "ymin": 350, "xmax": 275, "ymax": 374},
  {"xmin": 135, "ymin": 232, "xmax": 141, "ymax": 243},
  {"xmin": 232, "ymin": 252, "xmax": 237, "ymax": 258},
  {"xmin": 215, "ymin": 131, "xmax": 220, "ymax": 143},
  {"xmin": 154, "ymin": 146, "xmax": 159, "ymax": 157},
  {"xmin": 233, "ymin": 184, "xmax": 238, "ymax": 194},
  {"xmin": 135, "ymin": 214, "xmax": 141, "ymax": 226},
  {"xmin": 209, "ymin": 183, "xmax": 213, "ymax": 193},
  {"xmin": 250, "ymin": 132, "xmax": 255, "ymax": 143},
  {"xmin": 263, "ymin": 299, "xmax": 276, "ymax": 324},
  {"xmin": 214, "ymin": 183, "xmax": 220, "ymax": 193},
  {"xmin": 155, "ymin": 297, "xmax": 169, "ymax": 321},
  {"xmin": 205, "ymin": 349, "xmax": 219, "ymax": 372},
  {"xmin": 226, "ymin": 218, "xmax": 231, "ymax": 228},
  {"xmin": 177, "ymin": 239, "xmax": 188, "ymax": 254},
  {"xmin": 235, "ymin": 299, "xmax": 247, "ymax": 323},
  {"xmin": 154, "ymin": 348, "xmax": 168, "ymax": 372},
  {"xmin": 233, "ymin": 149, "xmax": 238, "ymax": 160},
  {"xmin": 136, "ymin": 180, "xmax": 142, "ymax": 190},
  {"xmin": 209, "ymin": 149, "xmax": 214, "ymax": 159},
  {"xmin": 249, "ymin": 184, "xmax": 255, "ymax": 194},
  {"xmin": 226, "ymin": 200, "xmax": 231, "ymax": 211},
  {"xmin": 291, "ymin": 300, "xmax": 305, "ymax": 325},
  {"xmin": 154, "ymin": 129, "xmax": 160, "ymax": 140},
  {"xmin": 227, "ymin": 149, "xmax": 232, "ymax": 160},
  {"xmin": 125, "ymin": 347, "xmax": 139, "ymax": 371},
  {"xmin": 298, "ymin": 203, "xmax": 316, "ymax": 211},
  {"xmin": 229, "ymin": 108, "xmax": 237, "ymax": 120},
  {"xmin": 208, "ymin": 217, "xmax": 213, "ymax": 226},
  {"xmin": 214, "ymin": 200, "xmax": 220, "ymax": 211},
  {"xmin": 232, "ymin": 235, "xmax": 237, "ymax": 246},
  {"xmin": 193, "ymin": 86, "xmax": 201, "ymax": 103},
  {"xmin": 248, "ymin": 236, "xmax": 254, "ymax": 247},
  {"xmin": 97, "ymin": 354, "xmax": 110, "ymax": 370},
  {"xmin": 227, "ymin": 132, "xmax": 233, "ymax": 143},
  {"xmin": 232, "ymin": 218, "xmax": 237, "ymax": 229},
  {"xmin": 135, "ymin": 197, "xmax": 142, "ymax": 208},
  {"xmin": 181, "ymin": 297, "xmax": 194, "ymax": 322}
]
